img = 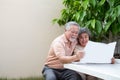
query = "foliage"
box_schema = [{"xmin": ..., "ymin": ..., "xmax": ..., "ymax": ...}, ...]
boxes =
[{"xmin": 53, "ymin": 0, "xmax": 120, "ymax": 42}]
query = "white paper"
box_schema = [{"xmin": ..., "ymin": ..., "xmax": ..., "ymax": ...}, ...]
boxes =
[{"xmin": 78, "ymin": 41, "xmax": 116, "ymax": 63}]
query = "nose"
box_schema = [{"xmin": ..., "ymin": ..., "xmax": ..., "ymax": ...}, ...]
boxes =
[
  {"xmin": 83, "ymin": 38, "xmax": 86, "ymax": 41},
  {"xmin": 73, "ymin": 32, "xmax": 78, "ymax": 36},
  {"xmin": 73, "ymin": 33, "xmax": 78, "ymax": 38}
]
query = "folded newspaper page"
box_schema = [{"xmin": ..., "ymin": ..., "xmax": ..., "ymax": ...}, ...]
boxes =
[{"xmin": 76, "ymin": 41, "xmax": 116, "ymax": 63}]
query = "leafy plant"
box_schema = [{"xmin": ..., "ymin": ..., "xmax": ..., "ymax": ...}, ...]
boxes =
[{"xmin": 53, "ymin": 0, "xmax": 120, "ymax": 42}]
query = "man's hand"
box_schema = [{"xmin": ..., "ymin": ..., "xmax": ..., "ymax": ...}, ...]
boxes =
[{"xmin": 75, "ymin": 50, "xmax": 85, "ymax": 61}]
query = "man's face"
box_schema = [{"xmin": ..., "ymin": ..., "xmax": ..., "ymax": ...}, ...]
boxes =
[
  {"xmin": 78, "ymin": 33, "xmax": 89, "ymax": 47},
  {"xmin": 66, "ymin": 25, "xmax": 79, "ymax": 42}
]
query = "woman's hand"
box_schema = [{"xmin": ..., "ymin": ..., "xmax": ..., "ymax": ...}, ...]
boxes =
[{"xmin": 111, "ymin": 57, "xmax": 115, "ymax": 64}]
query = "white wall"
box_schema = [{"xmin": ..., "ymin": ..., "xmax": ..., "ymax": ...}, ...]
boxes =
[{"xmin": 0, "ymin": 0, "xmax": 64, "ymax": 78}]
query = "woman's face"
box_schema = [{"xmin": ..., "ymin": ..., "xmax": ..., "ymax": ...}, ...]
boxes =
[{"xmin": 78, "ymin": 33, "xmax": 89, "ymax": 47}]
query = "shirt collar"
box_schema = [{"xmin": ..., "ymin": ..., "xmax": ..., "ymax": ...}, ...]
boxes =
[{"xmin": 63, "ymin": 34, "xmax": 69, "ymax": 43}]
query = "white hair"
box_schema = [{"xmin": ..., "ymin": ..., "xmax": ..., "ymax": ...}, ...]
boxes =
[{"xmin": 65, "ymin": 21, "xmax": 80, "ymax": 30}]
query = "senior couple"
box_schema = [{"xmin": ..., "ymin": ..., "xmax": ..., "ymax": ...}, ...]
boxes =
[{"xmin": 42, "ymin": 21, "xmax": 115, "ymax": 80}]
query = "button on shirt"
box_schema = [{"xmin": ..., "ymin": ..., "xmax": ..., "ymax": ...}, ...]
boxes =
[{"xmin": 45, "ymin": 34, "xmax": 77, "ymax": 69}]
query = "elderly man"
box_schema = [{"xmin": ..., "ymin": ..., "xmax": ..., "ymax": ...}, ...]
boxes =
[{"xmin": 42, "ymin": 21, "xmax": 83, "ymax": 80}]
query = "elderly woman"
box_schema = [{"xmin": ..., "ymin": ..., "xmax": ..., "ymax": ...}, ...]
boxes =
[
  {"xmin": 74, "ymin": 27, "xmax": 91, "ymax": 53},
  {"xmin": 74, "ymin": 27, "xmax": 115, "ymax": 80}
]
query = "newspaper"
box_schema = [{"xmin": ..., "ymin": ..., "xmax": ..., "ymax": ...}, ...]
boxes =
[{"xmin": 75, "ymin": 41, "xmax": 116, "ymax": 63}]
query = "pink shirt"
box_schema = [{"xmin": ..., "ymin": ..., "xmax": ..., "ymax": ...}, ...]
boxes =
[{"xmin": 44, "ymin": 34, "xmax": 77, "ymax": 69}]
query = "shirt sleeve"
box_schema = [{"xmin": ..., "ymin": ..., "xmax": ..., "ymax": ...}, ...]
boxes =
[
  {"xmin": 53, "ymin": 41, "xmax": 66, "ymax": 57},
  {"xmin": 74, "ymin": 45, "xmax": 79, "ymax": 54}
]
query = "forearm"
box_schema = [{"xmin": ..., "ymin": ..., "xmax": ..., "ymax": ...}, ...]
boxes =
[{"xmin": 58, "ymin": 55, "xmax": 78, "ymax": 63}]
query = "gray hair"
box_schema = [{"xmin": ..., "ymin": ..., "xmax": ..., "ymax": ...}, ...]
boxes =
[
  {"xmin": 65, "ymin": 21, "xmax": 80, "ymax": 30},
  {"xmin": 78, "ymin": 27, "xmax": 91, "ymax": 37}
]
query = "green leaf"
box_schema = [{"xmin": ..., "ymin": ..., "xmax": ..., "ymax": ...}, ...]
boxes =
[
  {"xmin": 75, "ymin": 12, "xmax": 80, "ymax": 21},
  {"xmin": 61, "ymin": 9, "xmax": 67, "ymax": 15},
  {"xmin": 52, "ymin": 19, "xmax": 58, "ymax": 24},
  {"xmin": 112, "ymin": 25, "xmax": 118, "ymax": 35},
  {"xmin": 98, "ymin": 0, "xmax": 105, "ymax": 6},
  {"xmin": 74, "ymin": 1, "xmax": 80, "ymax": 7},
  {"xmin": 95, "ymin": 20, "xmax": 102, "ymax": 34},
  {"xmin": 80, "ymin": 11, "xmax": 86, "ymax": 21},
  {"xmin": 85, "ymin": 20, "xmax": 91, "ymax": 27},
  {"xmin": 118, "ymin": 16, "xmax": 120, "ymax": 24},
  {"xmin": 111, "ymin": 13, "xmax": 117, "ymax": 22},
  {"xmin": 107, "ymin": 0, "xmax": 115, "ymax": 8},
  {"xmin": 63, "ymin": 0, "xmax": 69, "ymax": 7},
  {"xmin": 91, "ymin": 19, "xmax": 95, "ymax": 29},
  {"xmin": 104, "ymin": 21, "xmax": 112, "ymax": 32},
  {"xmin": 115, "ymin": 5, "xmax": 120, "ymax": 17},
  {"xmin": 118, "ymin": 24, "xmax": 120, "ymax": 32},
  {"xmin": 105, "ymin": 8, "xmax": 114, "ymax": 19},
  {"xmin": 90, "ymin": 0, "xmax": 96, "ymax": 7},
  {"xmin": 82, "ymin": 0, "xmax": 89, "ymax": 10}
]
